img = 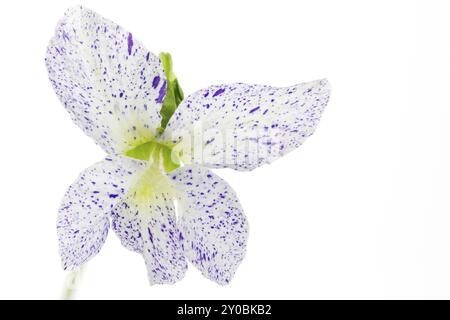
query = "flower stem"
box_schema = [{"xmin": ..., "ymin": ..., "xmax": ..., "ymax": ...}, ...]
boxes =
[{"xmin": 62, "ymin": 266, "xmax": 84, "ymax": 300}]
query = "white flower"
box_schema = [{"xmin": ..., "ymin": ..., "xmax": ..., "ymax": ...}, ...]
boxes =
[{"xmin": 45, "ymin": 6, "xmax": 330, "ymax": 285}]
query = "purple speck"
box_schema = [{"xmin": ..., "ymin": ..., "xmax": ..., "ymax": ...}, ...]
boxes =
[
  {"xmin": 156, "ymin": 80, "xmax": 167, "ymax": 103},
  {"xmin": 148, "ymin": 228, "xmax": 153, "ymax": 243},
  {"xmin": 127, "ymin": 33, "xmax": 133, "ymax": 55},
  {"xmin": 249, "ymin": 106, "xmax": 260, "ymax": 113},
  {"xmin": 212, "ymin": 88, "xmax": 225, "ymax": 97},
  {"xmin": 146, "ymin": 52, "xmax": 150, "ymax": 61},
  {"xmin": 152, "ymin": 76, "xmax": 160, "ymax": 89},
  {"xmin": 108, "ymin": 194, "xmax": 119, "ymax": 199},
  {"xmin": 204, "ymin": 91, "xmax": 210, "ymax": 98},
  {"xmin": 263, "ymin": 109, "xmax": 269, "ymax": 115},
  {"xmin": 62, "ymin": 32, "xmax": 70, "ymax": 42}
]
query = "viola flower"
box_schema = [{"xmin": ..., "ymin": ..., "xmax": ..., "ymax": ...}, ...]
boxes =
[{"xmin": 46, "ymin": 6, "xmax": 330, "ymax": 286}]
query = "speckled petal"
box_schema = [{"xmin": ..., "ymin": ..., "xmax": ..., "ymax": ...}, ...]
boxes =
[
  {"xmin": 169, "ymin": 165, "xmax": 248, "ymax": 285},
  {"xmin": 46, "ymin": 6, "xmax": 167, "ymax": 154},
  {"xmin": 57, "ymin": 155, "xmax": 146, "ymax": 270},
  {"xmin": 111, "ymin": 186, "xmax": 187, "ymax": 284},
  {"xmin": 162, "ymin": 79, "xmax": 330, "ymax": 171}
]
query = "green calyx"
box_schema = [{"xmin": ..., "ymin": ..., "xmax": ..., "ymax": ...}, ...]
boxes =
[
  {"xmin": 123, "ymin": 52, "xmax": 185, "ymax": 173},
  {"xmin": 158, "ymin": 52, "xmax": 184, "ymax": 131},
  {"xmin": 125, "ymin": 140, "xmax": 181, "ymax": 173}
]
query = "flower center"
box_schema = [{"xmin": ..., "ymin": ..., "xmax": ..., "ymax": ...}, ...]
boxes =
[{"xmin": 128, "ymin": 163, "xmax": 174, "ymax": 205}]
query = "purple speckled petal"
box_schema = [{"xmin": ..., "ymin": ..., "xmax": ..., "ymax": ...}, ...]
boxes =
[
  {"xmin": 111, "ymin": 187, "xmax": 187, "ymax": 284},
  {"xmin": 162, "ymin": 79, "xmax": 330, "ymax": 171},
  {"xmin": 169, "ymin": 165, "xmax": 248, "ymax": 285},
  {"xmin": 45, "ymin": 6, "xmax": 167, "ymax": 154},
  {"xmin": 57, "ymin": 155, "xmax": 146, "ymax": 271}
]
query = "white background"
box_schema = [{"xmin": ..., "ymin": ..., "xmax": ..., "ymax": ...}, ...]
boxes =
[{"xmin": 0, "ymin": 0, "xmax": 449, "ymax": 299}]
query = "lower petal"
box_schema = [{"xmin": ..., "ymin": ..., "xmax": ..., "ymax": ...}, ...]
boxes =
[
  {"xmin": 169, "ymin": 165, "xmax": 249, "ymax": 285},
  {"xmin": 112, "ymin": 167, "xmax": 187, "ymax": 284},
  {"xmin": 58, "ymin": 156, "xmax": 145, "ymax": 270}
]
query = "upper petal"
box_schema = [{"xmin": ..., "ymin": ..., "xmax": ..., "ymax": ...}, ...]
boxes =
[
  {"xmin": 58, "ymin": 155, "xmax": 145, "ymax": 270},
  {"xmin": 162, "ymin": 79, "xmax": 330, "ymax": 170},
  {"xmin": 169, "ymin": 165, "xmax": 249, "ymax": 285},
  {"xmin": 46, "ymin": 6, "xmax": 167, "ymax": 154}
]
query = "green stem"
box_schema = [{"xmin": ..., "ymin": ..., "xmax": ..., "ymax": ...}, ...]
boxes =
[{"xmin": 62, "ymin": 266, "xmax": 84, "ymax": 300}]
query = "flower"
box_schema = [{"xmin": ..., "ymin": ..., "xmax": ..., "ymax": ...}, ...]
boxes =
[{"xmin": 45, "ymin": 6, "xmax": 330, "ymax": 285}]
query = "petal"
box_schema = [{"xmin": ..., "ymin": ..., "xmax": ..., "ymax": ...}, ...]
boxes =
[
  {"xmin": 46, "ymin": 6, "xmax": 167, "ymax": 154},
  {"xmin": 162, "ymin": 79, "xmax": 330, "ymax": 171},
  {"xmin": 111, "ymin": 168, "xmax": 187, "ymax": 284},
  {"xmin": 169, "ymin": 165, "xmax": 249, "ymax": 285},
  {"xmin": 58, "ymin": 155, "xmax": 145, "ymax": 270}
]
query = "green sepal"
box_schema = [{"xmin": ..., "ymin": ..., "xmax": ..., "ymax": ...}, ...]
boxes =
[
  {"xmin": 161, "ymin": 146, "xmax": 180, "ymax": 173},
  {"xmin": 158, "ymin": 52, "xmax": 184, "ymax": 131},
  {"xmin": 124, "ymin": 141, "xmax": 155, "ymax": 161},
  {"xmin": 124, "ymin": 140, "xmax": 181, "ymax": 173},
  {"xmin": 123, "ymin": 52, "xmax": 184, "ymax": 173}
]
